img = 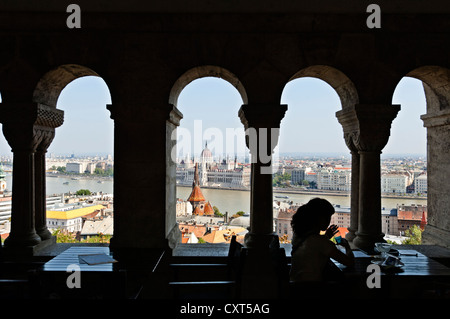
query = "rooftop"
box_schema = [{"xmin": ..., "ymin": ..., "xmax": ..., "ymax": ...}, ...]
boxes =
[{"xmin": 46, "ymin": 204, "xmax": 105, "ymax": 220}]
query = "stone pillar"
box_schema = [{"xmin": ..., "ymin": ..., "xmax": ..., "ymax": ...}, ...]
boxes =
[
  {"xmin": 237, "ymin": 104, "xmax": 288, "ymax": 299},
  {"xmin": 337, "ymin": 111, "xmax": 360, "ymax": 243},
  {"xmin": 238, "ymin": 104, "xmax": 287, "ymax": 248},
  {"xmin": 421, "ymin": 110, "xmax": 450, "ymax": 248},
  {"xmin": 337, "ymin": 104, "xmax": 399, "ymax": 253},
  {"xmin": 3, "ymin": 132, "xmax": 41, "ymax": 248},
  {"xmin": 0, "ymin": 103, "xmax": 63, "ymax": 250},
  {"xmin": 166, "ymin": 104, "xmax": 183, "ymax": 249},
  {"xmin": 108, "ymin": 102, "xmax": 180, "ymax": 262},
  {"xmin": 34, "ymin": 128, "xmax": 59, "ymax": 240},
  {"xmin": 348, "ymin": 150, "xmax": 360, "ymax": 242}
]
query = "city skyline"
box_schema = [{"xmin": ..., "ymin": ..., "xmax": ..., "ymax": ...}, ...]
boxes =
[{"xmin": 0, "ymin": 75, "xmax": 427, "ymax": 157}]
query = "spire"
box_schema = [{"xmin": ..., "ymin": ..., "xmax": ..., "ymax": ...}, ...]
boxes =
[
  {"xmin": 193, "ymin": 162, "xmax": 199, "ymax": 186},
  {"xmin": 420, "ymin": 211, "xmax": 427, "ymax": 230},
  {"xmin": 188, "ymin": 162, "xmax": 206, "ymax": 203}
]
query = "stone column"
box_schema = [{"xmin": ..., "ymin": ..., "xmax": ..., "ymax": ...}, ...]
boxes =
[
  {"xmin": 238, "ymin": 104, "xmax": 287, "ymax": 249},
  {"xmin": 107, "ymin": 102, "xmax": 181, "ymax": 261},
  {"xmin": 0, "ymin": 103, "xmax": 63, "ymax": 249},
  {"xmin": 3, "ymin": 130, "xmax": 41, "ymax": 248},
  {"xmin": 34, "ymin": 105, "xmax": 64, "ymax": 242},
  {"xmin": 337, "ymin": 104, "xmax": 399, "ymax": 253},
  {"xmin": 421, "ymin": 110, "xmax": 450, "ymax": 248},
  {"xmin": 34, "ymin": 128, "xmax": 59, "ymax": 241},
  {"xmin": 347, "ymin": 149, "xmax": 360, "ymax": 242},
  {"xmin": 166, "ymin": 104, "xmax": 183, "ymax": 249},
  {"xmin": 336, "ymin": 111, "xmax": 360, "ymax": 243}
]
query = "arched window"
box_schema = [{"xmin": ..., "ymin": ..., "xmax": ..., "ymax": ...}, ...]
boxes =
[
  {"xmin": 170, "ymin": 67, "xmax": 249, "ymax": 245},
  {"xmin": 278, "ymin": 76, "xmax": 349, "ymax": 241},
  {"xmin": 33, "ymin": 65, "xmax": 113, "ymax": 243},
  {"xmin": 0, "ymin": 91, "xmax": 13, "ymax": 229},
  {"xmin": 389, "ymin": 66, "xmax": 450, "ymax": 245}
]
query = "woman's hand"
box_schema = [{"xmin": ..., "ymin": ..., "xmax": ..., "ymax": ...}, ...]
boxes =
[
  {"xmin": 325, "ymin": 224, "xmax": 339, "ymax": 239},
  {"xmin": 339, "ymin": 237, "xmax": 351, "ymax": 248}
]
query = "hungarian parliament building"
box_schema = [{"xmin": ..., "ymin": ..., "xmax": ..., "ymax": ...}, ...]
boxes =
[{"xmin": 176, "ymin": 143, "xmax": 251, "ymax": 189}]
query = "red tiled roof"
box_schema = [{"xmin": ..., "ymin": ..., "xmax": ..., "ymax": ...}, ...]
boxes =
[
  {"xmin": 398, "ymin": 210, "xmax": 427, "ymax": 221},
  {"xmin": 192, "ymin": 206, "xmax": 203, "ymax": 215},
  {"xmin": 187, "ymin": 185, "xmax": 205, "ymax": 202},
  {"xmin": 203, "ymin": 201, "xmax": 214, "ymax": 216},
  {"xmin": 179, "ymin": 224, "xmax": 207, "ymax": 238}
]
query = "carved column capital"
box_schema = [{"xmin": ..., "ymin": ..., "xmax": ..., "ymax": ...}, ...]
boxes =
[
  {"xmin": 167, "ymin": 104, "xmax": 183, "ymax": 127},
  {"xmin": 421, "ymin": 109, "xmax": 450, "ymax": 128},
  {"xmin": 0, "ymin": 102, "xmax": 63, "ymax": 152},
  {"xmin": 337, "ymin": 104, "xmax": 400, "ymax": 153},
  {"xmin": 238, "ymin": 104, "xmax": 287, "ymax": 155}
]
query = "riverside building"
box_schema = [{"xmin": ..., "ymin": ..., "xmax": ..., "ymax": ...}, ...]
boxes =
[{"xmin": 177, "ymin": 143, "xmax": 251, "ymax": 189}]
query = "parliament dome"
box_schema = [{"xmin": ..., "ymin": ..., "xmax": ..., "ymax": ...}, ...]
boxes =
[{"xmin": 200, "ymin": 142, "xmax": 213, "ymax": 163}]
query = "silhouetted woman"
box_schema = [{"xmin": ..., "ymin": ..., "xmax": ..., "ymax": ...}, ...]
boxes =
[{"xmin": 290, "ymin": 198, "xmax": 354, "ymax": 282}]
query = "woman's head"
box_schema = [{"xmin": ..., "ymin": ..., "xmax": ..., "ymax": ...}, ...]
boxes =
[{"xmin": 291, "ymin": 198, "xmax": 335, "ymax": 236}]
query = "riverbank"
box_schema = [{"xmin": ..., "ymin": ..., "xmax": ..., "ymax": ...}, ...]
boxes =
[
  {"xmin": 46, "ymin": 173, "xmax": 113, "ymax": 181},
  {"xmin": 177, "ymin": 184, "xmax": 427, "ymax": 201},
  {"xmin": 273, "ymin": 187, "xmax": 427, "ymax": 200}
]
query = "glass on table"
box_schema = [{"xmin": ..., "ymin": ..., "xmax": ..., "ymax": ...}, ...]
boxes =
[{"xmin": 375, "ymin": 242, "xmax": 392, "ymax": 258}]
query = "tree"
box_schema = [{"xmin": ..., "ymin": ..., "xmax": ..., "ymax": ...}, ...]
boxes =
[
  {"xmin": 231, "ymin": 211, "xmax": 246, "ymax": 219},
  {"xmin": 402, "ymin": 225, "xmax": 422, "ymax": 245},
  {"xmin": 56, "ymin": 166, "xmax": 66, "ymax": 173},
  {"xmin": 213, "ymin": 206, "xmax": 223, "ymax": 217},
  {"xmin": 76, "ymin": 189, "xmax": 91, "ymax": 196},
  {"xmin": 272, "ymin": 173, "xmax": 291, "ymax": 187}
]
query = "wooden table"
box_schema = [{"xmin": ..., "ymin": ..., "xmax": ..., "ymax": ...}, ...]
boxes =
[
  {"xmin": 37, "ymin": 246, "xmax": 125, "ymax": 298},
  {"xmin": 332, "ymin": 249, "xmax": 450, "ymax": 298},
  {"xmin": 42, "ymin": 246, "xmax": 115, "ymax": 272},
  {"xmin": 335, "ymin": 249, "xmax": 450, "ymax": 277}
]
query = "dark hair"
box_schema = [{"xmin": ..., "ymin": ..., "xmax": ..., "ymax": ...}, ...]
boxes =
[{"xmin": 291, "ymin": 198, "xmax": 335, "ymax": 239}]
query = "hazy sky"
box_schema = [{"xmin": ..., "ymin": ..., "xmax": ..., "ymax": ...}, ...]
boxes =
[
  {"xmin": 0, "ymin": 75, "xmax": 426, "ymax": 157},
  {"xmin": 176, "ymin": 76, "xmax": 427, "ymax": 158}
]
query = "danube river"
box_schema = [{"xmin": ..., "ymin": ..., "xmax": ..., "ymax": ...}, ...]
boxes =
[
  {"xmin": 176, "ymin": 186, "xmax": 427, "ymax": 216},
  {"xmin": 5, "ymin": 175, "xmax": 114, "ymax": 195},
  {"xmin": 4, "ymin": 175, "xmax": 428, "ymax": 215}
]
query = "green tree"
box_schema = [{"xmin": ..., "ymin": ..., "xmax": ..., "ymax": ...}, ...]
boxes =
[
  {"xmin": 56, "ymin": 166, "xmax": 66, "ymax": 173},
  {"xmin": 402, "ymin": 225, "xmax": 422, "ymax": 245},
  {"xmin": 76, "ymin": 189, "xmax": 91, "ymax": 196},
  {"xmin": 213, "ymin": 206, "xmax": 223, "ymax": 217},
  {"xmin": 272, "ymin": 173, "xmax": 291, "ymax": 187},
  {"xmin": 94, "ymin": 167, "xmax": 113, "ymax": 177}
]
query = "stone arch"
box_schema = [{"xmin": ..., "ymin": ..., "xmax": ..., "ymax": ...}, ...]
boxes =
[
  {"xmin": 168, "ymin": 65, "xmax": 248, "ymax": 107},
  {"xmin": 286, "ymin": 65, "xmax": 359, "ymax": 110},
  {"xmin": 405, "ymin": 65, "xmax": 450, "ymax": 114},
  {"xmin": 398, "ymin": 66, "xmax": 450, "ymax": 248},
  {"xmin": 32, "ymin": 64, "xmax": 104, "ymax": 107}
]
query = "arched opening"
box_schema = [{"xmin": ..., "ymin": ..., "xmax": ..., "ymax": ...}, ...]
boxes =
[
  {"xmin": 382, "ymin": 77, "xmax": 428, "ymax": 241},
  {"xmin": 171, "ymin": 68, "xmax": 249, "ymax": 246},
  {"xmin": 392, "ymin": 66, "xmax": 450, "ymax": 247},
  {"xmin": 33, "ymin": 65, "xmax": 113, "ymax": 244},
  {"xmin": 0, "ymin": 91, "xmax": 13, "ymax": 241},
  {"xmin": 277, "ymin": 74, "xmax": 350, "ymax": 243},
  {"xmin": 169, "ymin": 65, "xmax": 248, "ymax": 107}
]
